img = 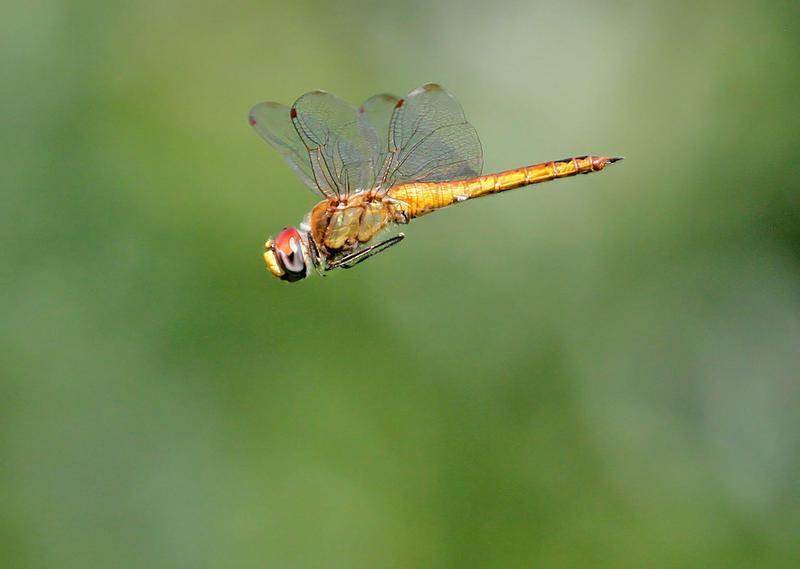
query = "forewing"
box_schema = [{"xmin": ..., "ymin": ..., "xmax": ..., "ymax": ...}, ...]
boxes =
[
  {"xmin": 383, "ymin": 83, "xmax": 483, "ymax": 188},
  {"xmin": 249, "ymin": 102, "xmax": 336, "ymax": 199},
  {"xmin": 291, "ymin": 91, "xmax": 382, "ymax": 198},
  {"xmin": 359, "ymin": 93, "xmax": 398, "ymax": 157}
]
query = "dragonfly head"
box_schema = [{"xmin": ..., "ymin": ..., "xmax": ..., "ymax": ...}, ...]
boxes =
[{"xmin": 263, "ymin": 227, "xmax": 310, "ymax": 282}]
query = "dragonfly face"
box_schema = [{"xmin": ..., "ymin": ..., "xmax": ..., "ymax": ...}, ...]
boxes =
[{"xmin": 263, "ymin": 227, "xmax": 310, "ymax": 282}]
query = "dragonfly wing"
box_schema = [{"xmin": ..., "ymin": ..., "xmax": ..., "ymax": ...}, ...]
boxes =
[
  {"xmin": 383, "ymin": 83, "xmax": 483, "ymax": 188},
  {"xmin": 359, "ymin": 93, "xmax": 399, "ymax": 174},
  {"xmin": 291, "ymin": 91, "xmax": 382, "ymax": 199},
  {"xmin": 249, "ymin": 101, "xmax": 337, "ymax": 199}
]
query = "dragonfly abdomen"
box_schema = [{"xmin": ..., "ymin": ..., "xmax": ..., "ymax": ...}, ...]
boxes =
[
  {"xmin": 388, "ymin": 155, "xmax": 622, "ymax": 219},
  {"xmin": 387, "ymin": 181, "xmax": 473, "ymax": 219},
  {"xmin": 471, "ymin": 155, "xmax": 621, "ymax": 199}
]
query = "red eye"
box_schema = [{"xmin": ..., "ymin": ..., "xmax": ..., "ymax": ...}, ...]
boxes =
[
  {"xmin": 272, "ymin": 227, "xmax": 307, "ymax": 280},
  {"xmin": 274, "ymin": 227, "xmax": 302, "ymax": 257}
]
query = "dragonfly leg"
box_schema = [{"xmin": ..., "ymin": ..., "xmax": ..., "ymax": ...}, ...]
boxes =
[
  {"xmin": 302, "ymin": 233, "xmax": 330, "ymax": 277},
  {"xmin": 326, "ymin": 234, "xmax": 405, "ymax": 271}
]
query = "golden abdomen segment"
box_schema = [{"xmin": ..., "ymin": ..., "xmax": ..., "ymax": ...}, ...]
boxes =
[{"xmin": 387, "ymin": 155, "xmax": 622, "ymax": 219}]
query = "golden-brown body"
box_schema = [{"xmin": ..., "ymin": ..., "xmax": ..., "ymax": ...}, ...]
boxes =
[
  {"xmin": 308, "ymin": 155, "xmax": 618, "ymax": 259},
  {"xmin": 308, "ymin": 194, "xmax": 399, "ymax": 256}
]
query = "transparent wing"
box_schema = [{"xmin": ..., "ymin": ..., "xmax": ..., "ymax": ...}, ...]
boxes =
[
  {"xmin": 359, "ymin": 93, "xmax": 399, "ymax": 175},
  {"xmin": 249, "ymin": 101, "xmax": 337, "ymax": 199},
  {"xmin": 291, "ymin": 91, "xmax": 382, "ymax": 199},
  {"xmin": 382, "ymin": 83, "xmax": 483, "ymax": 190}
]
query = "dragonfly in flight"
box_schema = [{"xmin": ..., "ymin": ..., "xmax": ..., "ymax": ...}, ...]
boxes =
[{"xmin": 249, "ymin": 83, "xmax": 622, "ymax": 282}]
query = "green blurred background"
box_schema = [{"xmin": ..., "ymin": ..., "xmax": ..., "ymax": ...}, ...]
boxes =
[{"xmin": 3, "ymin": 0, "xmax": 799, "ymax": 567}]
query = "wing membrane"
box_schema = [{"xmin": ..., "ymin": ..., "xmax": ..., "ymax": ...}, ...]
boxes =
[
  {"xmin": 382, "ymin": 83, "xmax": 482, "ymax": 189},
  {"xmin": 359, "ymin": 93, "xmax": 399, "ymax": 172},
  {"xmin": 249, "ymin": 102, "xmax": 336, "ymax": 199},
  {"xmin": 250, "ymin": 85, "xmax": 481, "ymax": 200},
  {"xmin": 291, "ymin": 91, "xmax": 382, "ymax": 198}
]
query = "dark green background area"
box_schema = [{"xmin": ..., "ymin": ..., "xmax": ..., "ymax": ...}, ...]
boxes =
[{"xmin": 3, "ymin": 1, "xmax": 799, "ymax": 567}]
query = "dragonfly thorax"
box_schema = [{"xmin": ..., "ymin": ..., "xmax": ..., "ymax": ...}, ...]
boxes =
[{"xmin": 307, "ymin": 195, "xmax": 399, "ymax": 257}]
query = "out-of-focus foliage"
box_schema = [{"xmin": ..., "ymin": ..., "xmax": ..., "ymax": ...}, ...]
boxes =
[{"xmin": 2, "ymin": 0, "xmax": 799, "ymax": 567}]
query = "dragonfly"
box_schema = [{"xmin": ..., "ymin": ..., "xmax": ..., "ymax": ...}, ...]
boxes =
[{"xmin": 250, "ymin": 83, "xmax": 622, "ymax": 282}]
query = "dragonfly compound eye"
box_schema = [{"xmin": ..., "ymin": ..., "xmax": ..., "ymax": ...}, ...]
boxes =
[{"xmin": 266, "ymin": 227, "xmax": 308, "ymax": 282}]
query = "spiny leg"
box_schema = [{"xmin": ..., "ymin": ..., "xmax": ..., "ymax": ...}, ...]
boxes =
[{"xmin": 326, "ymin": 234, "xmax": 405, "ymax": 271}]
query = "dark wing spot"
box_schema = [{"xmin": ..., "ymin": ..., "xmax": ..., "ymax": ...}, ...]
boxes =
[
  {"xmin": 395, "ymin": 98, "xmax": 404, "ymax": 108},
  {"xmin": 290, "ymin": 107, "xmax": 298, "ymax": 119},
  {"xmin": 248, "ymin": 117, "xmax": 257, "ymax": 126}
]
